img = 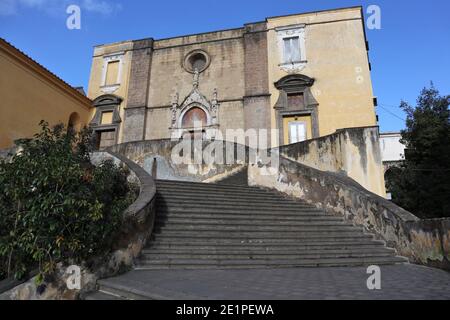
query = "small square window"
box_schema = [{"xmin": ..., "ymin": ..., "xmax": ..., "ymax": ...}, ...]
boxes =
[{"xmin": 101, "ymin": 111, "xmax": 114, "ymax": 125}]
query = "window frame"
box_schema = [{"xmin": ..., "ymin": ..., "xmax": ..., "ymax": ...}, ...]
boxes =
[
  {"xmin": 288, "ymin": 121, "xmax": 307, "ymax": 144},
  {"xmin": 283, "ymin": 36, "xmax": 301, "ymax": 64},
  {"xmin": 276, "ymin": 24, "xmax": 307, "ymax": 72},
  {"xmin": 101, "ymin": 52, "xmax": 124, "ymax": 92}
]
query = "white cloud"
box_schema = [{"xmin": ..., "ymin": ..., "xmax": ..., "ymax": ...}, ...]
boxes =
[
  {"xmin": 0, "ymin": 0, "xmax": 121, "ymax": 16},
  {"xmin": 82, "ymin": 0, "xmax": 121, "ymax": 15}
]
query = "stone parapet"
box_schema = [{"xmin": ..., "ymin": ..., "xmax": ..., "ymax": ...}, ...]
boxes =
[
  {"xmin": 0, "ymin": 151, "xmax": 157, "ymax": 300},
  {"xmin": 277, "ymin": 126, "xmax": 386, "ymax": 196},
  {"xmin": 248, "ymin": 155, "xmax": 450, "ymax": 270}
]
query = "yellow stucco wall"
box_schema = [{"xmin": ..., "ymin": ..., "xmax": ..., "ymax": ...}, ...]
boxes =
[
  {"xmin": 0, "ymin": 40, "xmax": 93, "ymax": 150},
  {"xmin": 87, "ymin": 41, "xmax": 133, "ymax": 144},
  {"xmin": 267, "ymin": 7, "xmax": 377, "ymax": 147}
]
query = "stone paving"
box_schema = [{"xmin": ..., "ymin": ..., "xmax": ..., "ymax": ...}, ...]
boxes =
[{"xmin": 101, "ymin": 264, "xmax": 450, "ymax": 300}]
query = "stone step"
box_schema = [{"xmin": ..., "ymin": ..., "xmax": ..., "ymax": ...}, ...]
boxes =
[
  {"xmin": 156, "ymin": 196, "xmax": 317, "ymax": 209},
  {"xmin": 84, "ymin": 290, "xmax": 125, "ymax": 300},
  {"xmin": 95, "ymin": 282, "xmax": 154, "ymax": 300},
  {"xmin": 153, "ymin": 224, "xmax": 362, "ymax": 233},
  {"xmin": 155, "ymin": 191, "xmax": 307, "ymax": 203},
  {"xmin": 155, "ymin": 183, "xmax": 275, "ymax": 193},
  {"xmin": 215, "ymin": 167, "xmax": 248, "ymax": 186},
  {"xmin": 156, "ymin": 183, "xmax": 271, "ymax": 192},
  {"xmin": 154, "ymin": 212, "xmax": 337, "ymax": 221},
  {"xmin": 152, "ymin": 230, "xmax": 374, "ymax": 239},
  {"xmin": 156, "ymin": 180, "xmax": 268, "ymax": 192},
  {"xmin": 156, "ymin": 197, "xmax": 315, "ymax": 208},
  {"xmin": 146, "ymin": 240, "xmax": 387, "ymax": 250},
  {"xmin": 156, "ymin": 206, "xmax": 323, "ymax": 215},
  {"xmin": 141, "ymin": 249, "xmax": 395, "ymax": 260},
  {"xmin": 136, "ymin": 256, "xmax": 408, "ymax": 269},
  {"xmin": 141, "ymin": 253, "xmax": 394, "ymax": 262},
  {"xmin": 155, "ymin": 217, "xmax": 345, "ymax": 226}
]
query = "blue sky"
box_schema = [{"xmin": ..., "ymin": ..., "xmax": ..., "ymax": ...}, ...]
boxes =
[{"xmin": 1, "ymin": 0, "xmax": 449, "ymax": 132}]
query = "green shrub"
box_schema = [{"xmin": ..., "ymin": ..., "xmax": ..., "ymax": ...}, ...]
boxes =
[{"xmin": 0, "ymin": 121, "xmax": 137, "ymax": 281}]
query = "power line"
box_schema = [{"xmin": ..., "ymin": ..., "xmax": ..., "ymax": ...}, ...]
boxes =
[
  {"xmin": 377, "ymin": 105, "xmax": 406, "ymax": 121},
  {"xmin": 378, "ymin": 102, "xmax": 403, "ymax": 108}
]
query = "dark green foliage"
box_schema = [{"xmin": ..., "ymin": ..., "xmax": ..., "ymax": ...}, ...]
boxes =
[
  {"xmin": 386, "ymin": 85, "xmax": 450, "ymax": 218},
  {"xmin": 0, "ymin": 121, "xmax": 136, "ymax": 281}
]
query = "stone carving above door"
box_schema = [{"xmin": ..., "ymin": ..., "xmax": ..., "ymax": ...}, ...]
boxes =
[{"xmin": 170, "ymin": 70, "xmax": 220, "ymax": 139}]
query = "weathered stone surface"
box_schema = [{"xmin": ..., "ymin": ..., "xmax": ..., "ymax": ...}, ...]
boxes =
[
  {"xmin": 122, "ymin": 107, "xmax": 147, "ymax": 143},
  {"xmin": 108, "ymin": 140, "xmax": 248, "ymax": 182},
  {"xmin": 0, "ymin": 263, "xmax": 97, "ymax": 300},
  {"xmin": 277, "ymin": 126, "xmax": 385, "ymax": 197},
  {"xmin": 126, "ymin": 39, "xmax": 153, "ymax": 110},
  {"xmin": 248, "ymin": 155, "xmax": 450, "ymax": 270},
  {"xmin": 122, "ymin": 39, "xmax": 154, "ymax": 143}
]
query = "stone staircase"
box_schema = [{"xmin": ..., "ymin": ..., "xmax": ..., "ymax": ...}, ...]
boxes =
[
  {"xmin": 85, "ymin": 177, "xmax": 407, "ymax": 299},
  {"xmin": 215, "ymin": 166, "xmax": 248, "ymax": 186},
  {"xmin": 135, "ymin": 179, "xmax": 407, "ymax": 270}
]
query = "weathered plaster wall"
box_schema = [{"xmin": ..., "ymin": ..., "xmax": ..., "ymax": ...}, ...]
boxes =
[
  {"xmin": 278, "ymin": 126, "xmax": 385, "ymax": 196},
  {"xmin": 248, "ymin": 157, "xmax": 450, "ymax": 270}
]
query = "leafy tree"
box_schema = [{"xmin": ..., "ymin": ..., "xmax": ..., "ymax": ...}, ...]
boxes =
[
  {"xmin": 0, "ymin": 122, "xmax": 136, "ymax": 281},
  {"xmin": 386, "ymin": 85, "xmax": 450, "ymax": 218}
]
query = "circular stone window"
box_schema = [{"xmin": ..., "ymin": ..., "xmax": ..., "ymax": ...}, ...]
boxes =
[{"xmin": 183, "ymin": 50, "xmax": 210, "ymax": 73}]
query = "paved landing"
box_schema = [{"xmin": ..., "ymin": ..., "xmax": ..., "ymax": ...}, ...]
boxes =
[{"xmin": 99, "ymin": 264, "xmax": 450, "ymax": 300}]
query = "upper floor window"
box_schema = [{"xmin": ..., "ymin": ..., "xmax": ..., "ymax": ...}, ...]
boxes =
[
  {"xmin": 283, "ymin": 37, "xmax": 301, "ymax": 63},
  {"xmin": 105, "ymin": 61, "xmax": 120, "ymax": 86},
  {"xmin": 276, "ymin": 24, "xmax": 306, "ymax": 73},
  {"xmin": 101, "ymin": 52, "xmax": 124, "ymax": 94}
]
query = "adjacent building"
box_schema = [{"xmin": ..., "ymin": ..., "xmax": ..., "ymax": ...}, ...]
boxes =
[
  {"xmin": 379, "ymin": 132, "xmax": 406, "ymax": 171},
  {"xmin": 0, "ymin": 38, "xmax": 93, "ymax": 150},
  {"xmin": 380, "ymin": 132, "xmax": 406, "ymax": 199}
]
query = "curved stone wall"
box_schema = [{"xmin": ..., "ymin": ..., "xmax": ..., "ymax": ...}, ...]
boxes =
[
  {"xmin": 0, "ymin": 151, "xmax": 157, "ymax": 300},
  {"xmin": 107, "ymin": 139, "xmax": 249, "ymax": 182}
]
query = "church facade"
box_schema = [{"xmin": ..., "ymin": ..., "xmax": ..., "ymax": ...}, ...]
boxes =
[{"xmin": 87, "ymin": 6, "xmax": 377, "ymax": 149}]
